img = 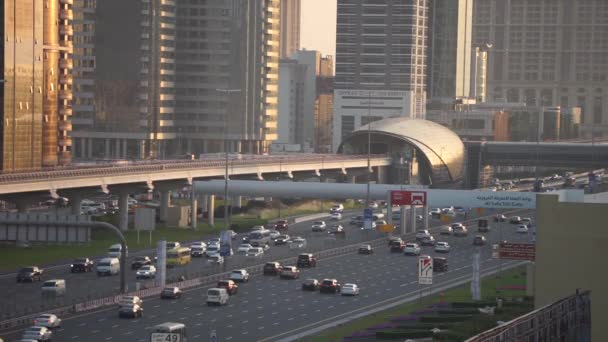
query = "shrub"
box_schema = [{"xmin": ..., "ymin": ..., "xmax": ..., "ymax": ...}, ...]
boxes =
[
  {"xmin": 376, "ymin": 329, "xmax": 435, "ymax": 340},
  {"xmin": 451, "ymin": 301, "xmax": 496, "ymax": 308},
  {"xmin": 419, "ymin": 314, "xmax": 474, "ymax": 323},
  {"xmin": 438, "ymin": 308, "xmax": 481, "ymax": 315}
]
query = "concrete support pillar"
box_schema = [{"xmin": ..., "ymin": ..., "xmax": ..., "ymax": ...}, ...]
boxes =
[
  {"xmin": 139, "ymin": 140, "xmax": 146, "ymax": 159},
  {"xmin": 122, "ymin": 139, "xmax": 127, "ymax": 159},
  {"xmin": 70, "ymin": 192, "xmax": 83, "ymax": 215},
  {"xmin": 87, "ymin": 138, "xmax": 93, "ymax": 159},
  {"xmin": 186, "ymin": 139, "xmax": 192, "ymax": 154},
  {"xmin": 207, "ymin": 195, "xmax": 215, "ymax": 225},
  {"xmin": 400, "ymin": 206, "xmax": 407, "ymax": 235},
  {"xmin": 423, "ymin": 205, "xmax": 429, "ymax": 230},
  {"xmin": 203, "ymin": 140, "xmax": 208, "ymax": 154},
  {"xmin": 105, "ymin": 138, "xmax": 110, "ymax": 158},
  {"xmin": 200, "ymin": 194, "xmax": 208, "ymax": 214},
  {"xmin": 409, "ymin": 205, "xmax": 417, "ymax": 233},
  {"xmin": 376, "ymin": 166, "xmax": 388, "ymax": 184},
  {"xmin": 347, "ymin": 174, "xmax": 356, "ymax": 184},
  {"xmin": 118, "ymin": 190, "xmax": 129, "ymax": 231},
  {"xmin": 235, "ymin": 141, "xmax": 242, "ymax": 153},
  {"xmin": 115, "ymin": 139, "xmax": 120, "ymax": 158},
  {"xmin": 159, "ymin": 190, "xmax": 171, "ymax": 223},
  {"xmin": 232, "ymin": 196, "xmax": 242, "ymax": 208},
  {"xmin": 80, "ymin": 138, "xmax": 86, "ymax": 158},
  {"xmin": 190, "ymin": 187, "xmax": 198, "ymax": 229}
]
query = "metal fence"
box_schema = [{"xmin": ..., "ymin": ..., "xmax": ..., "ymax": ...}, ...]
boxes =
[{"xmin": 465, "ymin": 290, "xmax": 592, "ymax": 342}]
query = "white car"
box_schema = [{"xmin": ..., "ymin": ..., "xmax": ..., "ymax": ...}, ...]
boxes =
[
  {"xmin": 237, "ymin": 244, "xmax": 253, "ymax": 254},
  {"xmin": 22, "ymin": 326, "xmax": 52, "ymax": 341},
  {"xmin": 208, "ymin": 255, "xmax": 224, "ymax": 264},
  {"xmin": 190, "ymin": 241, "xmax": 207, "ymax": 249},
  {"xmin": 251, "ymin": 225, "xmax": 265, "ymax": 231},
  {"xmin": 269, "ymin": 230, "xmax": 281, "ymax": 239},
  {"xmin": 434, "ymin": 242, "xmax": 451, "ymax": 253},
  {"xmin": 330, "ymin": 212, "xmax": 343, "ymax": 220},
  {"xmin": 520, "ymin": 217, "xmax": 532, "ymax": 226},
  {"xmin": 119, "ymin": 295, "xmax": 143, "ymax": 306},
  {"xmin": 375, "ymin": 220, "xmax": 387, "ymax": 226},
  {"xmin": 415, "ymin": 229, "xmax": 431, "ymax": 241},
  {"xmin": 369, "ymin": 202, "xmax": 379, "ymax": 209},
  {"xmin": 416, "ymin": 215, "xmax": 423, "ymax": 222},
  {"xmin": 430, "ymin": 208, "xmax": 441, "ymax": 216},
  {"xmin": 516, "ymin": 224, "xmax": 529, "ymax": 233},
  {"xmin": 311, "ymin": 221, "xmax": 327, "ymax": 232},
  {"xmin": 341, "ymin": 283, "xmax": 360, "ymax": 296},
  {"xmin": 439, "ymin": 226, "xmax": 453, "ymax": 235},
  {"xmin": 33, "ymin": 314, "xmax": 61, "ymax": 328},
  {"xmin": 229, "ymin": 269, "xmax": 250, "ymax": 283},
  {"xmin": 403, "ymin": 243, "xmax": 421, "ymax": 256},
  {"xmin": 289, "ymin": 237, "xmax": 307, "ymax": 249},
  {"xmin": 136, "ymin": 265, "xmax": 156, "ymax": 279},
  {"xmin": 246, "ymin": 247, "xmax": 264, "ymax": 257},
  {"xmin": 207, "ymin": 238, "xmax": 220, "ymax": 245},
  {"xmin": 206, "ymin": 245, "xmax": 220, "ymax": 257}
]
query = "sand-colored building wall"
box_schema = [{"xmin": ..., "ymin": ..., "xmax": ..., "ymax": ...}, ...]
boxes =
[{"xmin": 535, "ymin": 194, "xmax": 608, "ymax": 342}]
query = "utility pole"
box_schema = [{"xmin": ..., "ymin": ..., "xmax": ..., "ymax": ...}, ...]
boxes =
[{"xmin": 366, "ymin": 91, "xmax": 372, "ymax": 207}]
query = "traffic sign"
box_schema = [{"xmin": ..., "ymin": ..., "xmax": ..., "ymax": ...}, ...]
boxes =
[
  {"xmin": 150, "ymin": 332, "xmax": 181, "ymax": 342},
  {"xmin": 210, "ymin": 329, "xmax": 217, "ymax": 342},
  {"xmin": 363, "ymin": 208, "xmax": 374, "ymax": 230},
  {"xmin": 418, "ymin": 256, "xmax": 433, "ymax": 285},
  {"xmin": 378, "ymin": 224, "xmax": 395, "ymax": 233},
  {"xmin": 493, "ymin": 242, "xmax": 535, "ymax": 261},
  {"xmin": 391, "ymin": 191, "xmax": 427, "ymax": 206}
]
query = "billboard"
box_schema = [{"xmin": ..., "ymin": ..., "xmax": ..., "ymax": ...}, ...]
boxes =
[
  {"xmin": 391, "ymin": 191, "xmax": 427, "ymax": 206},
  {"xmin": 492, "ymin": 242, "xmax": 536, "ymax": 261}
]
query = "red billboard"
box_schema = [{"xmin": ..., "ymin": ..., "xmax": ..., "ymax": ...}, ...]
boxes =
[
  {"xmin": 390, "ymin": 190, "xmax": 427, "ymax": 206},
  {"xmin": 494, "ymin": 242, "xmax": 536, "ymax": 261}
]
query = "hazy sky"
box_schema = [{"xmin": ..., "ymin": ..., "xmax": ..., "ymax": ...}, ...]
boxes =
[{"xmin": 300, "ymin": 0, "xmax": 337, "ymax": 57}]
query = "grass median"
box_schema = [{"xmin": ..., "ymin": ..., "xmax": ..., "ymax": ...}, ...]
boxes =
[{"xmin": 301, "ymin": 265, "xmax": 528, "ymax": 342}]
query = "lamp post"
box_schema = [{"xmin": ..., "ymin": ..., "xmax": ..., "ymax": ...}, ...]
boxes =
[
  {"xmin": 366, "ymin": 91, "xmax": 372, "ymax": 207},
  {"xmin": 216, "ymin": 88, "xmax": 242, "ymax": 229}
]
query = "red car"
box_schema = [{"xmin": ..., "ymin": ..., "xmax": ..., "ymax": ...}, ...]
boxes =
[
  {"xmin": 320, "ymin": 279, "xmax": 341, "ymax": 294},
  {"xmin": 275, "ymin": 220, "xmax": 289, "ymax": 231},
  {"xmin": 217, "ymin": 280, "xmax": 238, "ymax": 295}
]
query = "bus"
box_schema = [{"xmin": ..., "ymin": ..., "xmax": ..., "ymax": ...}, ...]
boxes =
[
  {"xmin": 249, "ymin": 229, "xmax": 271, "ymax": 247},
  {"xmin": 150, "ymin": 322, "xmax": 187, "ymax": 342},
  {"xmin": 167, "ymin": 247, "xmax": 192, "ymax": 267}
]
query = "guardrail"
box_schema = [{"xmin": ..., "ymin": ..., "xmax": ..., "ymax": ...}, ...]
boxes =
[
  {"xmin": 0, "ymin": 154, "xmax": 390, "ymax": 184},
  {"xmin": 0, "ymin": 235, "xmax": 389, "ymax": 332}
]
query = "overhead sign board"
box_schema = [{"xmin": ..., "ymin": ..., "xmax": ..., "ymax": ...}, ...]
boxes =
[
  {"xmin": 492, "ymin": 242, "xmax": 536, "ymax": 261},
  {"xmin": 363, "ymin": 208, "xmax": 374, "ymax": 230},
  {"xmin": 391, "ymin": 191, "xmax": 427, "ymax": 206},
  {"xmin": 150, "ymin": 332, "xmax": 181, "ymax": 342},
  {"xmin": 418, "ymin": 256, "xmax": 433, "ymax": 285},
  {"xmin": 378, "ymin": 224, "xmax": 395, "ymax": 233}
]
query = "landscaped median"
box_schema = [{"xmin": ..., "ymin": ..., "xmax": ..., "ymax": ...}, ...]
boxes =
[{"xmin": 301, "ymin": 265, "xmax": 531, "ymax": 342}]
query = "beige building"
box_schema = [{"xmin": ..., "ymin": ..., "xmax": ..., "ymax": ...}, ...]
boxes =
[
  {"xmin": 473, "ymin": 0, "xmax": 608, "ymax": 138},
  {"xmin": 280, "ymin": 0, "xmax": 301, "ymax": 58},
  {"xmin": 535, "ymin": 192, "xmax": 608, "ymax": 342}
]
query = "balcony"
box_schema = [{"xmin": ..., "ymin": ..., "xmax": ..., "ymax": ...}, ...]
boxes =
[
  {"xmin": 58, "ymin": 90, "xmax": 73, "ymax": 101},
  {"xmin": 58, "ymin": 121, "xmax": 73, "ymax": 131},
  {"xmin": 59, "ymin": 107, "xmax": 73, "ymax": 116},
  {"xmin": 59, "ymin": 26, "xmax": 74, "ymax": 36},
  {"xmin": 59, "ymin": 0, "xmax": 73, "ymax": 4},
  {"xmin": 59, "ymin": 74, "xmax": 73, "ymax": 85},
  {"xmin": 59, "ymin": 59, "xmax": 73, "ymax": 69},
  {"xmin": 59, "ymin": 9, "xmax": 73, "ymax": 20},
  {"xmin": 57, "ymin": 137, "xmax": 73, "ymax": 147}
]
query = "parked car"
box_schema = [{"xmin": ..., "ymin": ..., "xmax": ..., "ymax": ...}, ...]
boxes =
[
  {"xmin": 118, "ymin": 304, "xmax": 143, "ymax": 318},
  {"xmin": 341, "ymin": 283, "xmax": 360, "ymax": 296},
  {"xmin": 131, "ymin": 256, "xmax": 152, "ymax": 269},
  {"xmin": 297, "ymin": 253, "xmax": 317, "ymax": 267},
  {"xmin": 403, "ymin": 243, "xmax": 421, "ymax": 256},
  {"xmin": 358, "ymin": 244, "xmax": 374, "ymax": 254},
  {"xmin": 434, "ymin": 241, "xmax": 451, "ymax": 253},
  {"xmin": 274, "ymin": 234, "xmax": 290, "ymax": 245},
  {"xmin": 311, "ymin": 221, "xmax": 327, "ymax": 232},
  {"xmin": 33, "ymin": 314, "xmax": 62, "ymax": 329},
  {"xmin": 473, "ymin": 235, "xmax": 487, "ymax": 246},
  {"xmin": 136, "ymin": 265, "xmax": 156, "ymax": 279},
  {"xmin": 17, "ymin": 266, "xmax": 43, "ymax": 283},
  {"xmin": 301, "ymin": 278, "xmax": 320, "ymax": 291},
  {"xmin": 320, "ymin": 279, "xmax": 341, "ymax": 294},
  {"xmin": 160, "ymin": 287, "xmax": 182, "ymax": 299},
  {"xmin": 70, "ymin": 258, "xmax": 94, "ymax": 273},
  {"xmin": 263, "ymin": 262, "xmax": 283, "ymax": 276},
  {"xmin": 217, "ymin": 280, "xmax": 238, "ymax": 295},
  {"xmin": 279, "ymin": 266, "xmax": 300, "ymax": 279},
  {"xmin": 229, "ymin": 269, "xmax": 250, "ymax": 283}
]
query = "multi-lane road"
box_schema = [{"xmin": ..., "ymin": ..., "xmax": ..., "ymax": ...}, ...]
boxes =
[{"xmin": 2, "ymin": 209, "xmax": 534, "ymax": 341}]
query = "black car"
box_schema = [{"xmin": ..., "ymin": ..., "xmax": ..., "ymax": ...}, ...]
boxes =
[
  {"xmin": 358, "ymin": 245, "xmax": 374, "ymax": 254},
  {"xmin": 263, "ymin": 262, "xmax": 283, "ymax": 276},
  {"xmin": 131, "ymin": 256, "xmax": 152, "ymax": 270},
  {"xmin": 17, "ymin": 266, "xmax": 43, "ymax": 282},
  {"xmin": 433, "ymin": 257, "xmax": 448, "ymax": 272},
  {"xmin": 274, "ymin": 235, "xmax": 290, "ymax": 245},
  {"xmin": 301, "ymin": 278, "xmax": 320, "ymax": 291},
  {"xmin": 118, "ymin": 304, "xmax": 143, "ymax": 318},
  {"xmin": 70, "ymin": 258, "xmax": 94, "ymax": 273},
  {"xmin": 389, "ymin": 240, "xmax": 405, "ymax": 253},
  {"xmin": 478, "ymin": 219, "xmax": 490, "ymax": 232},
  {"xmin": 160, "ymin": 287, "xmax": 183, "ymax": 299},
  {"xmin": 296, "ymin": 253, "xmax": 317, "ymax": 268}
]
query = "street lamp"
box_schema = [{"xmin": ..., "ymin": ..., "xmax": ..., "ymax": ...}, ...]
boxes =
[
  {"xmin": 366, "ymin": 91, "xmax": 372, "ymax": 207},
  {"xmin": 216, "ymin": 88, "xmax": 242, "ymax": 229}
]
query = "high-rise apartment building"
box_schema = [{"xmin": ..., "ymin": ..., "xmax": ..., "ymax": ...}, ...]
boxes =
[
  {"xmin": 427, "ymin": 0, "xmax": 473, "ymax": 101},
  {"xmin": 280, "ymin": 0, "xmax": 301, "ymax": 58},
  {"xmin": 71, "ymin": 0, "xmax": 279, "ymax": 158},
  {"xmin": 473, "ymin": 0, "xmax": 608, "ymax": 138},
  {"xmin": 315, "ymin": 55, "xmax": 334, "ymax": 153},
  {"xmin": 332, "ymin": 0, "xmax": 429, "ymax": 151},
  {"xmin": 1, "ymin": 0, "xmax": 73, "ymax": 171}
]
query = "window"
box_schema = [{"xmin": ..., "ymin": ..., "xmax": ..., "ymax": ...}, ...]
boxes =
[{"xmin": 341, "ymin": 115, "xmax": 355, "ymax": 140}]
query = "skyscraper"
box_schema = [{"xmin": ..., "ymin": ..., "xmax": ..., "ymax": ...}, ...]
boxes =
[
  {"xmin": 280, "ymin": 0, "xmax": 301, "ymax": 58},
  {"xmin": 473, "ymin": 0, "xmax": 608, "ymax": 138},
  {"xmin": 427, "ymin": 0, "xmax": 473, "ymax": 101},
  {"xmin": 332, "ymin": 0, "xmax": 429, "ymax": 151},
  {"xmin": 1, "ymin": 0, "xmax": 73, "ymax": 171}
]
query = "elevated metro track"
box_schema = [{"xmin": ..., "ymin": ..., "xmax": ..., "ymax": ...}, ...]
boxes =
[{"xmin": 0, "ymin": 154, "xmax": 392, "ymax": 196}]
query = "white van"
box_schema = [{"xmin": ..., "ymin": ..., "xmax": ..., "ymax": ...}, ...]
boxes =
[
  {"xmin": 206, "ymin": 288, "xmax": 229, "ymax": 306},
  {"xmin": 107, "ymin": 244, "xmax": 127, "ymax": 258},
  {"xmin": 97, "ymin": 258, "xmax": 120, "ymax": 276},
  {"xmin": 41, "ymin": 279, "xmax": 66, "ymax": 296}
]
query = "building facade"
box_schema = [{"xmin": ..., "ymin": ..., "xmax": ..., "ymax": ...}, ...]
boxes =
[
  {"xmin": 427, "ymin": 0, "xmax": 473, "ymax": 101},
  {"xmin": 71, "ymin": 0, "xmax": 280, "ymax": 159},
  {"xmin": 280, "ymin": 0, "xmax": 301, "ymax": 58},
  {"xmin": 278, "ymin": 59, "xmax": 307, "ymax": 147},
  {"xmin": 315, "ymin": 55, "xmax": 334, "ymax": 153},
  {"xmin": 333, "ymin": 0, "xmax": 429, "ymax": 151},
  {"xmin": 473, "ymin": 0, "xmax": 608, "ymax": 138},
  {"xmin": 1, "ymin": 0, "xmax": 73, "ymax": 171}
]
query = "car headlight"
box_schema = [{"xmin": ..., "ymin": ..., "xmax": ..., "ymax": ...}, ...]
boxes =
[{"xmin": 70, "ymin": 264, "xmax": 74, "ymax": 267}]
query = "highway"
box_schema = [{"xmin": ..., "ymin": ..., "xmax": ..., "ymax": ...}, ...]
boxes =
[{"xmin": 1, "ymin": 210, "xmax": 533, "ymax": 341}]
